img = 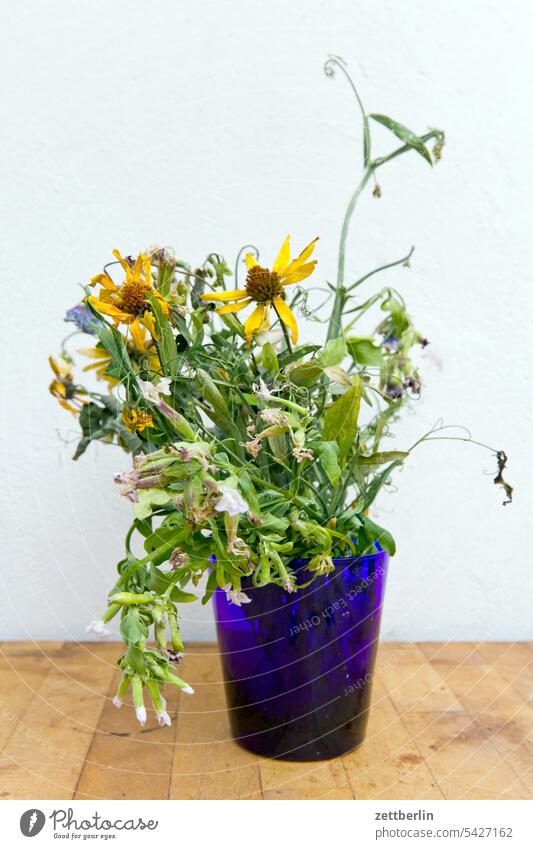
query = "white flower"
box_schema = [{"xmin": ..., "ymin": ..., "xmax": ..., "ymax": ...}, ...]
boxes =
[
  {"xmin": 200, "ymin": 528, "xmax": 212, "ymax": 538},
  {"xmin": 156, "ymin": 710, "xmax": 172, "ymax": 727},
  {"xmin": 224, "ymin": 584, "xmax": 252, "ymax": 606},
  {"xmin": 255, "ymin": 328, "xmax": 284, "ymax": 348},
  {"xmin": 112, "ymin": 697, "xmax": 122, "ymax": 709},
  {"xmin": 86, "ymin": 619, "xmax": 111, "ymax": 638},
  {"xmin": 252, "ymin": 378, "xmax": 273, "ymax": 401},
  {"xmin": 135, "ymin": 705, "xmax": 147, "ymax": 726},
  {"xmin": 215, "ymin": 484, "xmax": 249, "ymax": 516},
  {"xmin": 138, "ymin": 377, "xmax": 171, "ymax": 403},
  {"xmin": 181, "ymin": 684, "xmax": 195, "ymax": 695}
]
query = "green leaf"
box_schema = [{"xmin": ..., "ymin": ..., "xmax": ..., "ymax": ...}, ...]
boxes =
[
  {"xmin": 148, "ymin": 295, "xmax": 179, "ymax": 379},
  {"xmin": 289, "ymin": 362, "xmax": 323, "ymax": 387},
  {"xmin": 360, "ymin": 515, "xmax": 396, "ymax": 556},
  {"xmin": 170, "ymin": 587, "xmax": 198, "ymax": 603},
  {"xmin": 144, "ymin": 526, "xmax": 189, "ymax": 566},
  {"xmin": 318, "ymin": 336, "xmax": 347, "ymax": 368},
  {"xmin": 314, "ymin": 441, "xmax": 341, "ymax": 486},
  {"xmin": 322, "ymin": 366, "xmax": 352, "ymax": 386},
  {"xmin": 347, "ymin": 337, "xmax": 384, "ymax": 367},
  {"xmin": 95, "ymin": 323, "xmax": 136, "ymax": 383},
  {"xmin": 357, "ymin": 450, "xmax": 408, "ymax": 465},
  {"xmin": 120, "ymin": 608, "xmax": 147, "ymax": 644},
  {"xmin": 133, "ymin": 489, "xmax": 173, "ymax": 521},
  {"xmin": 369, "ymin": 114, "xmax": 432, "ymax": 166},
  {"xmin": 73, "ymin": 401, "xmax": 120, "ymax": 459},
  {"xmin": 261, "ymin": 342, "xmax": 279, "ymax": 375},
  {"xmin": 196, "ymin": 368, "xmax": 231, "ymax": 420},
  {"xmin": 322, "ymin": 377, "xmax": 363, "ymax": 458},
  {"xmin": 202, "ymin": 570, "xmax": 218, "ymax": 605}
]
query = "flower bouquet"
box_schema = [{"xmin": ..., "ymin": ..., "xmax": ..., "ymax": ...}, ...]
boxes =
[{"xmin": 50, "ymin": 58, "xmax": 511, "ymax": 759}]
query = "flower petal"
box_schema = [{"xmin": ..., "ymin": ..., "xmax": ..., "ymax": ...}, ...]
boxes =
[
  {"xmin": 130, "ymin": 317, "xmax": 145, "ymax": 351},
  {"xmin": 88, "ymin": 297, "xmax": 130, "ymax": 321},
  {"xmin": 90, "ymin": 273, "xmax": 117, "ymax": 291},
  {"xmin": 244, "ymin": 303, "xmax": 269, "ymax": 345},
  {"xmin": 280, "ymin": 260, "xmax": 317, "ymax": 286},
  {"xmin": 245, "ymin": 253, "xmax": 259, "ymax": 269},
  {"xmin": 272, "ymin": 235, "xmax": 291, "ymax": 273},
  {"xmin": 141, "ymin": 311, "xmax": 157, "ymax": 342},
  {"xmin": 200, "ymin": 289, "xmax": 248, "ymax": 303},
  {"xmin": 285, "ymin": 237, "xmax": 319, "ymax": 273},
  {"xmin": 112, "ymin": 249, "xmax": 130, "ymax": 272},
  {"xmin": 273, "ymin": 297, "xmax": 299, "ymax": 344},
  {"xmin": 216, "ymin": 298, "xmax": 252, "ymax": 315},
  {"xmin": 143, "ymin": 254, "xmax": 152, "ymax": 288}
]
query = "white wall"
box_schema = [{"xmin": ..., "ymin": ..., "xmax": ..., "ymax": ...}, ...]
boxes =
[{"xmin": 1, "ymin": 0, "xmax": 531, "ymax": 644}]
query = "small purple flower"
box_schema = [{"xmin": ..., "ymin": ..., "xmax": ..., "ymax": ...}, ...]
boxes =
[
  {"xmin": 383, "ymin": 334, "xmax": 400, "ymax": 353},
  {"xmin": 64, "ymin": 303, "xmax": 102, "ymax": 334}
]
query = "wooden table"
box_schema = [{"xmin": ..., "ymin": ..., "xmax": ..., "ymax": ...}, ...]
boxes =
[{"xmin": 0, "ymin": 641, "xmax": 531, "ymax": 800}]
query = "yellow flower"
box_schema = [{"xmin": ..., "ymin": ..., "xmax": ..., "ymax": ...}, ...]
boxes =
[
  {"xmin": 200, "ymin": 235, "xmax": 318, "ymax": 346},
  {"xmin": 48, "ymin": 356, "xmax": 87, "ymax": 415},
  {"xmin": 88, "ymin": 249, "xmax": 169, "ymax": 349},
  {"xmin": 122, "ymin": 408, "xmax": 154, "ymax": 433}
]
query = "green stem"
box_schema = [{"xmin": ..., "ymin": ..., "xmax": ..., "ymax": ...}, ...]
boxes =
[{"xmin": 327, "ymin": 165, "xmax": 374, "ymax": 341}]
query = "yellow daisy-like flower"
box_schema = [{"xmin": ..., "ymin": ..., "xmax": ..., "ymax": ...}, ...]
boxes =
[
  {"xmin": 200, "ymin": 235, "xmax": 318, "ymax": 346},
  {"xmin": 122, "ymin": 408, "xmax": 154, "ymax": 433},
  {"xmin": 48, "ymin": 356, "xmax": 87, "ymax": 415},
  {"xmin": 88, "ymin": 249, "xmax": 169, "ymax": 349}
]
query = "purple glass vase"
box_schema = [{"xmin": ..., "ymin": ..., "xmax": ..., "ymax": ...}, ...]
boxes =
[{"xmin": 213, "ymin": 549, "xmax": 389, "ymax": 761}]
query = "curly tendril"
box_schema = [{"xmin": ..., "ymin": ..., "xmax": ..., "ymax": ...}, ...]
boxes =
[
  {"xmin": 323, "ymin": 55, "xmax": 367, "ymax": 122},
  {"xmin": 234, "ymin": 244, "xmax": 259, "ymax": 287}
]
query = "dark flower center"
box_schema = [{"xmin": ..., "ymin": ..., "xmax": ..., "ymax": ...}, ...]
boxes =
[
  {"xmin": 245, "ymin": 266, "xmax": 283, "ymax": 303},
  {"xmin": 118, "ymin": 280, "xmax": 150, "ymax": 315}
]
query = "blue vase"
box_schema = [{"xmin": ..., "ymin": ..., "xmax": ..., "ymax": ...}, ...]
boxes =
[{"xmin": 213, "ymin": 549, "xmax": 389, "ymax": 761}]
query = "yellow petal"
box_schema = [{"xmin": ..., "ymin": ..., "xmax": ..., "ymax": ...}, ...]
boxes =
[
  {"xmin": 280, "ymin": 260, "xmax": 317, "ymax": 286},
  {"xmin": 82, "ymin": 360, "xmax": 106, "ymax": 373},
  {"xmin": 139, "ymin": 312, "xmax": 159, "ymax": 342},
  {"xmin": 79, "ymin": 347, "xmax": 109, "ymax": 360},
  {"xmin": 141, "ymin": 311, "xmax": 157, "ymax": 342},
  {"xmin": 130, "ymin": 252, "xmax": 143, "ymax": 283},
  {"xmin": 216, "ymin": 298, "xmax": 252, "ymax": 315},
  {"xmin": 285, "ymin": 237, "xmax": 319, "ymax": 273},
  {"xmin": 143, "ymin": 254, "xmax": 152, "ymax": 288},
  {"xmin": 272, "ymin": 235, "xmax": 291, "ymax": 274},
  {"xmin": 88, "ymin": 297, "xmax": 129, "ymax": 322},
  {"xmin": 273, "ymin": 297, "xmax": 299, "ymax": 344},
  {"xmin": 130, "ymin": 317, "xmax": 146, "ymax": 351},
  {"xmin": 90, "ymin": 273, "xmax": 116, "ymax": 290},
  {"xmin": 48, "ymin": 356, "xmax": 60, "ymax": 377},
  {"xmin": 245, "ymin": 253, "xmax": 259, "ymax": 269},
  {"xmin": 112, "ymin": 249, "xmax": 130, "ymax": 272},
  {"xmin": 200, "ymin": 289, "xmax": 248, "ymax": 303},
  {"xmin": 244, "ymin": 303, "xmax": 269, "ymax": 345}
]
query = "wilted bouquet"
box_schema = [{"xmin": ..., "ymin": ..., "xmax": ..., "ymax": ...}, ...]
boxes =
[{"xmin": 49, "ymin": 58, "xmax": 511, "ymax": 727}]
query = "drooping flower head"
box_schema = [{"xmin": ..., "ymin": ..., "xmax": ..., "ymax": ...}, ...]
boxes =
[
  {"xmin": 88, "ymin": 249, "xmax": 169, "ymax": 349},
  {"xmin": 200, "ymin": 235, "xmax": 318, "ymax": 346},
  {"xmin": 122, "ymin": 408, "xmax": 154, "ymax": 433},
  {"xmin": 48, "ymin": 356, "xmax": 87, "ymax": 414}
]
